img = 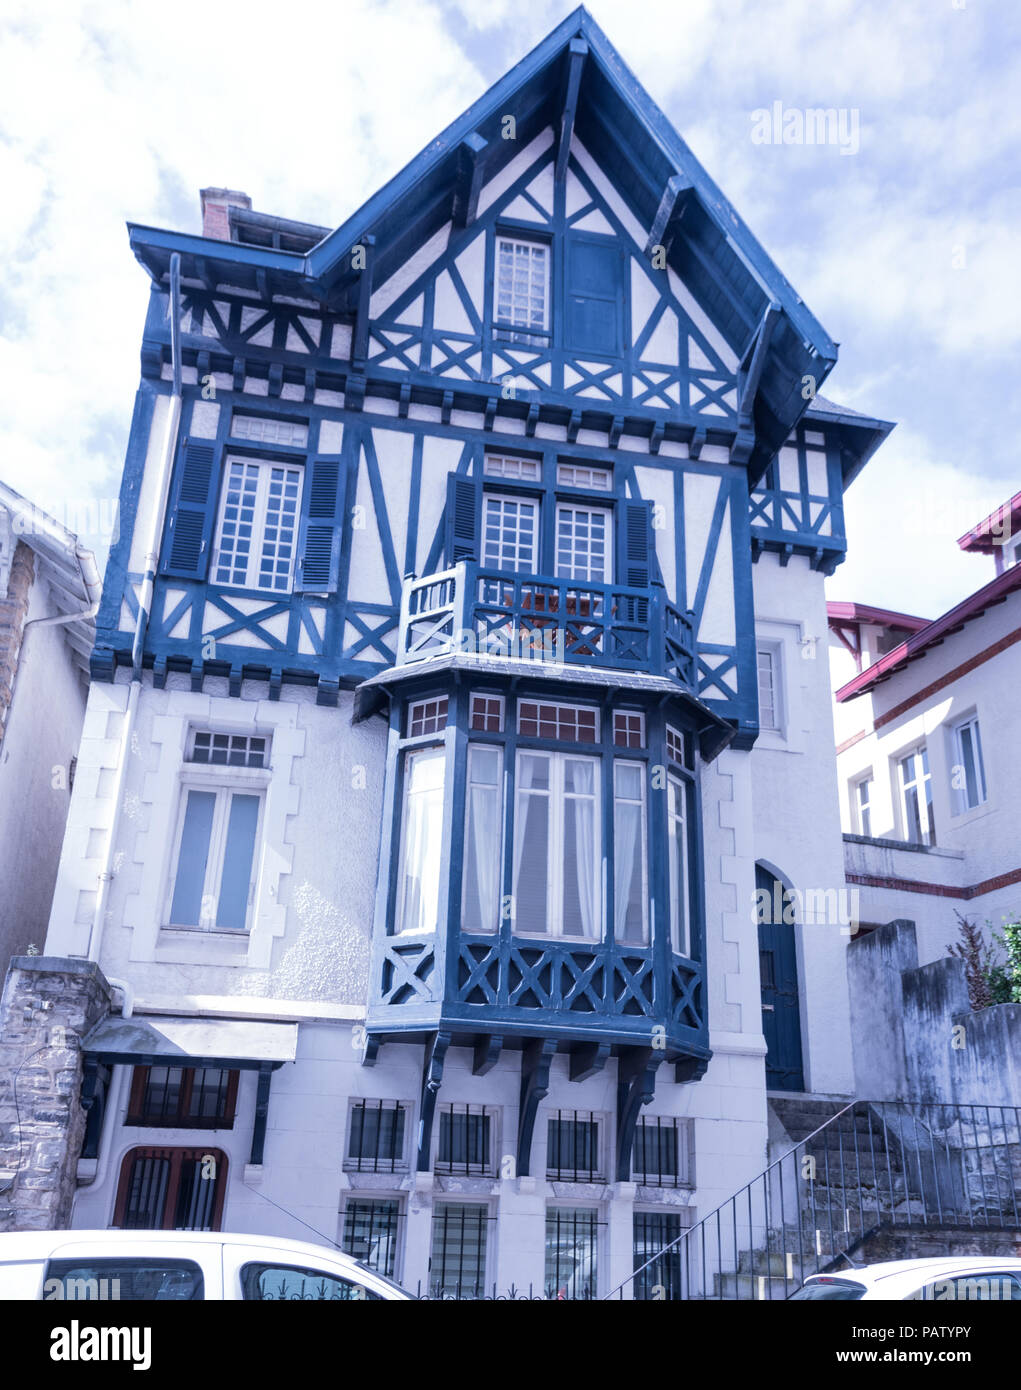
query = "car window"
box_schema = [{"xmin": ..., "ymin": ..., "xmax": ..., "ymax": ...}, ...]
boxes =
[
  {"xmin": 911, "ymin": 1273, "xmax": 1021, "ymax": 1301},
  {"xmin": 43, "ymin": 1258, "xmax": 204, "ymax": 1301},
  {"xmin": 240, "ymin": 1261, "xmax": 382, "ymax": 1301},
  {"xmin": 789, "ymin": 1278, "xmax": 866, "ymax": 1300}
]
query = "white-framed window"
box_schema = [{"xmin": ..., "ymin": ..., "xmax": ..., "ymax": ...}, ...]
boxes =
[
  {"xmin": 757, "ymin": 644, "xmax": 783, "ymax": 732},
  {"xmin": 517, "ymin": 700, "xmax": 599, "ymax": 743},
  {"xmin": 613, "ymin": 711, "xmax": 645, "ymax": 749},
  {"xmin": 469, "ymin": 693, "xmax": 505, "ymax": 732},
  {"xmin": 230, "ymin": 413, "xmax": 309, "ymax": 448},
  {"xmin": 166, "ymin": 778, "xmax": 265, "ymax": 933},
  {"xmin": 462, "ymin": 744, "xmax": 503, "ymax": 934},
  {"xmin": 951, "ymin": 716, "xmax": 987, "ymax": 812},
  {"xmin": 407, "ymin": 696, "xmax": 448, "ymax": 738},
  {"xmin": 484, "ymin": 453, "xmax": 541, "ymax": 482},
  {"xmin": 395, "ymin": 745, "xmax": 446, "ymax": 934},
  {"xmin": 212, "ymin": 455, "xmax": 303, "ymax": 593},
  {"xmin": 340, "ymin": 1196, "xmax": 402, "ymax": 1279},
  {"xmin": 481, "ymin": 493, "xmax": 539, "ymax": 574},
  {"xmin": 666, "ymin": 724, "xmax": 687, "ymax": 768},
  {"xmin": 853, "ymin": 775, "xmax": 873, "ymax": 837},
  {"xmin": 898, "ymin": 746, "xmax": 935, "ymax": 845},
  {"xmin": 545, "ymin": 1205, "xmax": 600, "ymax": 1301},
  {"xmin": 429, "ymin": 1202, "xmax": 491, "ymax": 1298},
  {"xmin": 632, "ymin": 1117, "xmax": 693, "ymax": 1188},
  {"xmin": 494, "ymin": 235, "xmax": 550, "ymax": 339},
  {"xmin": 513, "ymin": 750, "xmax": 600, "ymax": 938},
  {"xmin": 850, "ymin": 772, "xmax": 872, "ymax": 834},
  {"xmin": 614, "ymin": 761, "xmax": 648, "ymax": 944},
  {"xmin": 546, "ymin": 1112, "xmax": 603, "ymax": 1182},
  {"xmin": 187, "ymin": 729, "xmax": 268, "ymax": 768},
  {"xmin": 344, "ymin": 1099, "xmax": 410, "ymax": 1174},
  {"xmin": 556, "ymin": 462, "xmax": 612, "ymax": 492},
  {"xmin": 667, "ymin": 773, "xmax": 689, "ymax": 956},
  {"xmin": 555, "ymin": 503, "xmax": 611, "ymax": 584}
]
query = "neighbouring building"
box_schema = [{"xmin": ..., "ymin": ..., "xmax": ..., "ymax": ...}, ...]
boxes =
[
  {"xmin": 2, "ymin": 9, "xmax": 899, "ymax": 1293},
  {"xmin": 830, "ymin": 490, "xmax": 1021, "ymax": 967},
  {"xmin": 0, "ymin": 482, "xmax": 100, "ymax": 973}
]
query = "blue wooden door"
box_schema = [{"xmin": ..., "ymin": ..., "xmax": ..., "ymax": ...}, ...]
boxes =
[{"xmin": 755, "ymin": 865, "xmax": 804, "ymax": 1092}]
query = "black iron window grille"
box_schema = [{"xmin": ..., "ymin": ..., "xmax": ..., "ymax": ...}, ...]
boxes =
[
  {"xmin": 435, "ymin": 1105, "xmax": 494, "ymax": 1176},
  {"xmin": 631, "ymin": 1117, "xmax": 692, "ymax": 1188},
  {"xmin": 547, "ymin": 1111, "xmax": 602, "ymax": 1182},
  {"xmin": 345, "ymin": 1100, "xmax": 409, "ymax": 1173},
  {"xmin": 341, "ymin": 1198, "xmax": 403, "ymax": 1278},
  {"xmin": 633, "ymin": 1211, "xmax": 683, "ymax": 1299},
  {"xmin": 429, "ymin": 1203, "xmax": 493, "ymax": 1298},
  {"xmin": 126, "ymin": 1066, "xmax": 238, "ymax": 1129},
  {"xmin": 545, "ymin": 1206, "xmax": 601, "ymax": 1299}
]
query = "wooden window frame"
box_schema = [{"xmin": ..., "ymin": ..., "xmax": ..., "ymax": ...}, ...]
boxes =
[
  {"xmin": 126, "ymin": 1066, "xmax": 239, "ymax": 1130},
  {"xmin": 113, "ymin": 1146, "xmax": 228, "ymax": 1231}
]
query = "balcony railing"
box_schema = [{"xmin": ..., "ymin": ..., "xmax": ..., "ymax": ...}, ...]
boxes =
[{"xmin": 397, "ymin": 562, "xmax": 695, "ymax": 686}]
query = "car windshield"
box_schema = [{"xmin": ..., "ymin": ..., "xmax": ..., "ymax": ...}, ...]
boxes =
[{"xmin": 790, "ymin": 1278, "xmax": 867, "ymax": 1300}]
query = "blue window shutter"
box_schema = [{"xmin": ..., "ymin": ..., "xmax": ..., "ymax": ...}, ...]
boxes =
[
  {"xmin": 295, "ymin": 459, "xmax": 343, "ymax": 593},
  {"xmin": 216, "ymin": 793, "xmax": 260, "ymax": 930},
  {"xmin": 620, "ymin": 499, "xmax": 654, "ymax": 588},
  {"xmin": 162, "ymin": 440, "xmax": 219, "ymax": 578},
  {"xmin": 169, "ymin": 790, "xmax": 216, "ymax": 926},
  {"xmin": 445, "ymin": 474, "xmax": 480, "ymax": 565},
  {"xmin": 565, "ymin": 238, "xmax": 625, "ymax": 355}
]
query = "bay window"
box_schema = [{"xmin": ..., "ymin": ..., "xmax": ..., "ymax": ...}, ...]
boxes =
[
  {"xmin": 513, "ymin": 750, "xmax": 600, "ymax": 938},
  {"xmin": 462, "ymin": 744, "xmax": 503, "ymax": 933},
  {"xmin": 395, "ymin": 745, "xmax": 446, "ymax": 934}
]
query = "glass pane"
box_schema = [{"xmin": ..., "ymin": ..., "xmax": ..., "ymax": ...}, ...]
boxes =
[
  {"xmin": 545, "ymin": 1207, "xmax": 598, "ymax": 1300},
  {"xmin": 463, "ymin": 748, "xmax": 502, "ymax": 933},
  {"xmin": 633, "ymin": 1212, "xmax": 681, "ymax": 1300},
  {"xmin": 173, "ymin": 1156, "xmax": 219, "ymax": 1230},
  {"xmin": 169, "ymin": 790, "xmax": 216, "ymax": 927},
  {"xmin": 121, "ymin": 1154, "xmax": 171, "ymax": 1229},
  {"xmin": 398, "ymin": 748, "xmax": 445, "ymax": 933},
  {"xmin": 561, "ymin": 778, "xmax": 597, "ymax": 938},
  {"xmin": 45, "ymin": 1258, "xmax": 204, "ymax": 1301},
  {"xmin": 241, "ymin": 1262, "xmax": 381, "ymax": 1300},
  {"xmin": 216, "ymin": 794, "xmax": 260, "ymax": 930},
  {"xmin": 429, "ymin": 1204, "xmax": 488, "ymax": 1298},
  {"xmin": 342, "ymin": 1199, "xmax": 400, "ymax": 1277},
  {"xmin": 614, "ymin": 799, "xmax": 645, "ymax": 943},
  {"xmin": 514, "ymin": 755, "xmax": 550, "ymax": 933}
]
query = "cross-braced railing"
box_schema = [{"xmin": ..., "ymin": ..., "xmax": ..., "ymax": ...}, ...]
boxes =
[{"xmin": 605, "ymin": 1101, "xmax": 1021, "ymax": 1300}]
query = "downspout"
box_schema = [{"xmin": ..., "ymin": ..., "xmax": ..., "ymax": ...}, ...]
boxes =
[{"xmin": 87, "ymin": 252, "xmax": 184, "ymax": 963}]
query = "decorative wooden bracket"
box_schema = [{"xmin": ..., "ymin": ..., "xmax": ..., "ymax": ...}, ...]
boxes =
[
  {"xmin": 674, "ymin": 1050, "xmax": 711, "ymax": 1085},
  {"xmin": 472, "ymin": 1034, "xmax": 502, "ymax": 1076},
  {"xmin": 569, "ymin": 1040, "xmax": 610, "ymax": 1083},
  {"xmin": 644, "ymin": 173, "xmax": 693, "ymax": 259},
  {"xmin": 616, "ymin": 1047, "xmax": 663, "ymax": 1182},
  {"xmin": 417, "ymin": 1030, "xmax": 451, "ymax": 1172},
  {"xmin": 452, "ymin": 132, "xmax": 488, "ymax": 228},
  {"xmin": 351, "ymin": 234, "xmax": 377, "ymax": 372},
  {"xmin": 517, "ymin": 1037, "xmax": 557, "ymax": 1177},
  {"xmin": 555, "ymin": 38, "xmax": 588, "ymax": 183},
  {"xmin": 738, "ymin": 301, "xmax": 783, "ymax": 430}
]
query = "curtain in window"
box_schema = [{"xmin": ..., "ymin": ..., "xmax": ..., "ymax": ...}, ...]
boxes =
[
  {"xmin": 513, "ymin": 753, "xmax": 550, "ymax": 933},
  {"xmin": 217, "ymin": 794, "xmax": 260, "ymax": 930},
  {"xmin": 562, "ymin": 758, "xmax": 597, "ymax": 938},
  {"xmin": 398, "ymin": 747, "xmax": 446, "ymax": 933},
  {"xmin": 614, "ymin": 763, "xmax": 645, "ymax": 943},
  {"xmin": 667, "ymin": 776, "xmax": 688, "ymax": 955},
  {"xmin": 463, "ymin": 747, "xmax": 501, "ymax": 932}
]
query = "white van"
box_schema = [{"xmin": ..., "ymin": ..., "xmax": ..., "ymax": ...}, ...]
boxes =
[{"xmin": 0, "ymin": 1229, "xmax": 414, "ymax": 1300}]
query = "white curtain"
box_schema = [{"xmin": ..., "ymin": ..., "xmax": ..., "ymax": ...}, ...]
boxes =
[
  {"xmin": 564, "ymin": 759, "xmax": 597, "ymax": 939},
  {"xmin": 467, "ymin": 749, "xmax": 501, "ymax": 931},
  {"xmin": 614, "ymin": 801, "xmax": 641, "ymax": 942}
]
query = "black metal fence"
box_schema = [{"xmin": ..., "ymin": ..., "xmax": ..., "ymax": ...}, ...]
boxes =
[{"xmin": 605, "ymin": 1101, "xmax": 1021, "ymax": 1300}]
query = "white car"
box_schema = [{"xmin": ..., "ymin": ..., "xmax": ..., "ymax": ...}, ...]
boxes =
[
  {"xmin": 790, "ymin": 1256, "xmax": 1021, "ymax": 1301},
  {"xmin": 0, "ymin": 1229, "xmax": 414, "ymax": 1301}
]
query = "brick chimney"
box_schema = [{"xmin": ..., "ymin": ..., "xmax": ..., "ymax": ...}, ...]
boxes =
[{"xmin": 199, "ymin": 187, "xmax": 252, "ymax": 241}]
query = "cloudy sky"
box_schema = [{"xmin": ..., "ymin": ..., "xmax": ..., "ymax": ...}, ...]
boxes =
[{"xmin": 1, "ymin": 0, "xmax": 1017, "ymax": 619}]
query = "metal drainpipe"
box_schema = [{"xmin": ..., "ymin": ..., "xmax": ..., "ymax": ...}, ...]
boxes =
[{"xmin": 87, "ymin": 252, "xmax": 184, "ymax": 963}]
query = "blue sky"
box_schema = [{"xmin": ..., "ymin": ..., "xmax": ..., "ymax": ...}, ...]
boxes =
[{"xmin": 1, "ymin": 0, "xmax": 1017, "ymax": 620}]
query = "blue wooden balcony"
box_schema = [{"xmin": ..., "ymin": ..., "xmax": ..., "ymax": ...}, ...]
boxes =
[{"xmin": 396, "ymin": 563, "xmax": 696, "ymax": 687}]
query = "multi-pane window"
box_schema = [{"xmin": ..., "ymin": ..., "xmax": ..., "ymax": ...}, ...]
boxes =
[
  {"xmin": 341, "ymin": 1198, "xmax": 401, "ymax": 1278},
  {"xmin": 632, "ymin": 1117, "xmax": 691, "ymax": 1188},
  {"xmin": 633, "ymin": 1210, "xmax": 682, "ymax": 1300},
  {"xmin": 187, "ymin": 730, "xmax": 268, "ymax": 768},
  {"xmin": 514, "ymin": 751, "xmax": 600, "ymax": 938},
  {"xmin": 345, "ymin": 1101, "xmax": 408, "ymax": 1173},
  {"xmin": 469, "ymin": 693, "xmax": 504, "ymax": 732},
  {"xmin": 212, "ymin": 456, "xmax": 302, "ymax": 593},
  {"xmin": 854, "ymin": 776, "xmax": 873, "ymax": 837},
  {"xmin": 484, "ymin": 453, "xmax": 541, "ymax": 482},
  {"xmin": 952, "ymin": 716, "xmax": 987, "ymax": 812},
  {"xmin": 407, "ymin": 696, "xmax": 448, "ymax": 738},
  {"xmin": 126, "ymin": 1066, "xmax": 238, "ymax": 1129},
  {"xmin": 462, "ymin": 744, "xmax": 503, "ymax": 933},
  {"xmin": 613, "ymin": 711, "xmax": 645, "ymax": 749},
  {"xmin": 113, "ymin": 1147, "xmax": 227, "ymax": 1231},
  {"xmin": 666, "ymin": 724, "xmax": 687, "ymax": 768},
  {"xmin": 545, "ymin": 1208, "xmax": 599, "ymax": 1300},
  {"xmin": 546, "ymin": 1113, "xmax": 601, "ymax": 1181},
  {"xmin": 899, "ymin": 747, "xmax": 935, "ymax": 845},
  {"xmin": 230, "ymin": 413, "xmax": 308, "ymax": 448},
  {"xmin": 481, "ymin": 493, "xmax": 539, "ymax": 574},
  {"xmin": 167, "ymin": 784, "xmax": 263, "ymax": 932},
  {"xmin": 555, "ymin": 503, "xmax": 611, "ymax": 584},
  {"xmin": 435, "ymin": 1106, "xmax": 494, "ymax": 1176},
  {"xmin": 757, "ymin": 646, "xmax": 781, "ymax": 731},
  {"xmin": 667, "ymin": 774, "xmax": 689, "ymax": 955},
  {"xmin": 429, "ymin": 1203, "xmax": 489, "ymax": 1298},
  {"xmin": 494, "ymin": 236, "xmax": 550, "ymax": 341},
  {"xmin": 614, "ymin": 762, "xmax": 647, "ymax": 943},
  {"xmin": 517, "ymin": 700, "xmax": 598, "ymax": 743},
  {"xmin": 396, "ymin": 746, "xmax": 445, "ymax": 934},
  {"xmin": 556, "ymin": 462, "xmax": 612, "ymax": 491}
]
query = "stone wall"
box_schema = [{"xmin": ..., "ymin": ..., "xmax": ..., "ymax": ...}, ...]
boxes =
[{"xmin": 0, "ymin": 956, "xmax": 113, "ymax": 1231}]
